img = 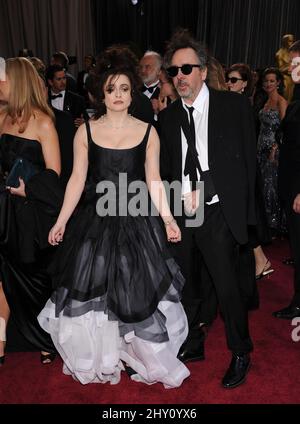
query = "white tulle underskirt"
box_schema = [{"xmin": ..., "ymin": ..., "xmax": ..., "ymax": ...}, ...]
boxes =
[{"xmin": 38, "ymin": 299, "xmax": 190, "ymax": 389}]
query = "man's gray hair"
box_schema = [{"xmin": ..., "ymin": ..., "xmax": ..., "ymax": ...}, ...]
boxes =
[{"xmin": 142, "ymin": 50, "xmax": 163, "ymax": 69}]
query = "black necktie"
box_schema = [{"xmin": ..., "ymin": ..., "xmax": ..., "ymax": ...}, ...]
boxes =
[
  {"xmin": 183, "ymin": 105, "xmax": 216, "ymax": 201},
  {"xmin": 50, "ymin": 93, "xmax": 63, "ymax": 100},
  {"xmin": 184, "ymin": 106, "xmax": 198, "ymax": 189}
]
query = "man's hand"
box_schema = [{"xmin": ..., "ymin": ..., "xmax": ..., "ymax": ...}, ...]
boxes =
[
  {"xmin": 74, "ymin": 114, "xmax": 85, "ymax": 128},
  {"xmin": 183, "ymin": 189, "xmax": 200, "ymax": 215}
]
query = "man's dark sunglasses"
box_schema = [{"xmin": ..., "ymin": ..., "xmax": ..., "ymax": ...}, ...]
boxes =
[
  {"xmin": 225, "ymin": 77, "xmax": 243, "ymax": 84},
  {"xmin": 166, "ymin": 64, "xmax": 201, "ymax": 77}
]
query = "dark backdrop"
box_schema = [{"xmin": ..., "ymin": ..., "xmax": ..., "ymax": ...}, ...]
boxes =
[
  {"xmin": 92, "ymin": 0, "xmax": 300, "ymax": 68},
  {"xmin": 0, "ymin": 0, "xmax": 299, "ymax": 70}
]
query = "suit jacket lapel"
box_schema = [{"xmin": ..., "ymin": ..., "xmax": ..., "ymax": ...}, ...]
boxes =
[
  {"xmin": 63, "ymin": 91, "xmax": 69, "ymax": 111},
  {"xmin": 208, "ymin": 88, "xmax": 219, "ymax": 163}
]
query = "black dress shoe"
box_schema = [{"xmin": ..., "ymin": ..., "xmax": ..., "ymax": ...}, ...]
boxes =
[
  {"xmin": 122, "ymin": 362, "xmax": 137, "ymax": 377},
  {"xmin": 272, "ymin": 305, "xmax": 300, "ymax": 319},
  {"xmin": 177, "ymin": 345, "xmax": 205, "ymax": 363},
  {"xmin": 40, "ymin": 352, "xmax": 56, "ymax": 364},
  {"xmin": 222, "ymin": 353, "xmax": 251, "ymax": 389},
  {"xmin": 0, "ymin": 355, "xmax": 5, "ymax": 366}
]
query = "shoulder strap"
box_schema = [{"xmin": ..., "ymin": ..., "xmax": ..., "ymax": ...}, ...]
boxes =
[
  {"xmin": 145, "ymin": 123, "xmax": 152, "ymax": 142},
  {"xmin": 85, "ymin": 120, "xmax": 92, "ymax": 145}
]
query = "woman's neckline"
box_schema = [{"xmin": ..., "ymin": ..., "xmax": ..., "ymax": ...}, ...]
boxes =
[
  {"xmin": 1, "ymin": 132, "xmax": 41, "ymax": 145},
  {"xmin": 89, "ymin": 123, "xmax": 150, "ymax": 151},
  {"xmin": 91, "ymin": 137, "xmax": 146, "ymax": 151}
]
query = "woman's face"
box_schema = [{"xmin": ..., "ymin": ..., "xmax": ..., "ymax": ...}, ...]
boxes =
[
  {"xmin": 103, "ymin": 74, "xmax": 132, "ymax": 112},
  {"xmin": 226, "ymin": 71, "xmax": 247, "ymax": 94},
  {"xmin": 262, "ymin": 73, "xmax": 278, "ymax": 94},
  {"xmin": 0, "ymin": 73, "xmax": 10, "ymax": 102}
]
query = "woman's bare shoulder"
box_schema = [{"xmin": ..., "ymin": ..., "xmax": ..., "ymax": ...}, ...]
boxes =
[
  {"xmin": 278, "ymin": 95, "xmax": 288, "ymax": 106},
  {"xmin": 34, "ymin": 110, "xmax": 55, "ymax": 131},
  {"xmin": 130, "ymin": 115, "xmax": 148, "ymax": 130}
]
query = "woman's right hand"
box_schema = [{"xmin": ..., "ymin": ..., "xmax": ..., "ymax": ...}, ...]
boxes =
[
  {"xmin": 48, "ymin": 222, "xmax": 66, "ymax": 246},
  {"xmin": 165, "ymin": 219, "xmax": 181, "ymax": 243}
]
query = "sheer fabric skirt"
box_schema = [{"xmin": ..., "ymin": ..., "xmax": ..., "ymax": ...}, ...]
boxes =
[
  {"xmin": 38, "ymin": 296, "xmax": 189, "ymax": 388},
  {"xmin": 38, "ymin": 211, "xmax": 190, "ymax": 388}
]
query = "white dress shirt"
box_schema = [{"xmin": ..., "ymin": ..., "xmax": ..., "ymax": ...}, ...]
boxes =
[
  {"xmin": 143, "ymin": 80, "xmax": 160, "ymax": 99},
  {"xmin": 181, "ymin": 82, "xmax": 219, "ymax": 204},
  {"xmin": 50, "ymin": 90, "xmax": 65, "ymax": 111}
]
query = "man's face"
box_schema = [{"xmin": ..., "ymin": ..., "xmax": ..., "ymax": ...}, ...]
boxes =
[
  {"xmin": 49, "ymin": 70, "xmax": 67, "ymax": 93},
  {"xmin": 139, "ymin": 55, "xmax": 160, "ymax": 85},
  {"xmin": 289, "ymin": 51, "xmax": 300, "ymax": 84},
  {"xmin": 171, "ymin": 48, "xmax": 206, "ymax": 104}
]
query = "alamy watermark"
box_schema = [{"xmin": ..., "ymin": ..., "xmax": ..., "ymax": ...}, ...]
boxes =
[
  {"xmin": 95, "ymin": 173, "xmax": 204, "ymax": 228},
  {"xmin": 0, "ymin": 57, "xmax": 5, "ymax": 81},
  {"xmin": 291, "ymin": 317, "xmax": 300, "ymax": 342}
]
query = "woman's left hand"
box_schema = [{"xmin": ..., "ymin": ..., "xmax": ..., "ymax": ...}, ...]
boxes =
[
  {"xmin": 6, "ymin": 178, "xmax": 26, "ymax": 197},
  {"xmin": 165, "ymin": 220, "xmax": 182, "ymax": 243}
]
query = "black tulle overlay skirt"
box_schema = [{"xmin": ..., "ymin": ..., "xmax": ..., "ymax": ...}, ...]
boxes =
[{"xmin": 38, "ymin": 203, "xmax": 189, "ymax": 387}]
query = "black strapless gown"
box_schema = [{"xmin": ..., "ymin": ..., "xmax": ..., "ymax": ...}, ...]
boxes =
[
  {"xmin": 0, "ymin": 134, "xmax": 60, "ymax": 353},
  {"xmin": 38, "ymin": 123, "xmax": 189, "ymax": 388}
]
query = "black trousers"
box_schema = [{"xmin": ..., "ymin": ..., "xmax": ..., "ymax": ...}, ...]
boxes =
[
  {"xmin": 173, "ymin": 203, "xmax": 253, "ymax": 354},
  {"xmin": 285, "ymin": 202, "xmax": 300, "ymax": 306}
]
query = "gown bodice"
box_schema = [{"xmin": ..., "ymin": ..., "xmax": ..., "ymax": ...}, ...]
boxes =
[
  {"xmin": 0, "ymin": 133, "xmax": 45, "ymax": 175},
  {"xmin": 87, "ymin": 126, "xmax": 149, "ymax": 186}
]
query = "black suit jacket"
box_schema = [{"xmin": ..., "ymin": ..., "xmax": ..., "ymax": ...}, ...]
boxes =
[
  {"xmin": 53, "ymin": 108, "xmax": 76, "ymax": 188},
  {"xmin": 129, "ymin": 91, "xmax": 155, "ymax": 125},
  {"xmin": 63, "ymin": 90, "xmax": 88, "ymax": 121},
  {"xmin": 149, "ymin": 86, "xmax": 160, "ymax": 100},
  {"xmin": 278, "ymin": 100, "xmax": 300, "ymax": 203},
  {"xmin": 158, "ymin": 88, "xmax": 256, "ymax": 245}
]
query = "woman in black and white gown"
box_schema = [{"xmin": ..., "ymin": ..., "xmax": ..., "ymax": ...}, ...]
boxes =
[{"xmin": 38, "ymin": 52, "xmax": 189, "ymax": 388}]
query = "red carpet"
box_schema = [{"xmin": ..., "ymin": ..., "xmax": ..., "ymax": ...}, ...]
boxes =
[{"xmin": 0, "ymin": 239, "xmax": 299, "ymax": 405}]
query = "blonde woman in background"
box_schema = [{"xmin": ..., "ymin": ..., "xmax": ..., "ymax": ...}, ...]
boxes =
[{"xmin": 0, "ymin": 57, "xmax": 63, "ymax": 365}]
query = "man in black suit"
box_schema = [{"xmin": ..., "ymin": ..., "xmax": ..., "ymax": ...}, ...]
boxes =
[
  {"xmin": 50, "ymin": 51, "xmax": 77, "ymax": 93},
  {"xmin": 139, "ymin": 51, "xmax": 162, "ymax": 121},
  {"xmin": 139, "ymin": 51, "xmax": 162, "ymax": 101},
  {"xmin": 159, "ymin": 30, "xmax": 256, "ymax": 388},
  {"xmin": 46, "ymin": 65, "xmax": 88, "ymax": 127},
  {"xmin": 273, "ymin": 40, "xmax": 300, "ymax": 320},
  {"xmin": 52, "ymin": 108, "xmax": 76, "ymax": 189}
]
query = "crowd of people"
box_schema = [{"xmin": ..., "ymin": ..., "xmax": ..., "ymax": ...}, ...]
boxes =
[{"xmin": 1, "ymin": 29, "xmax": 300, "ymax": 390}]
